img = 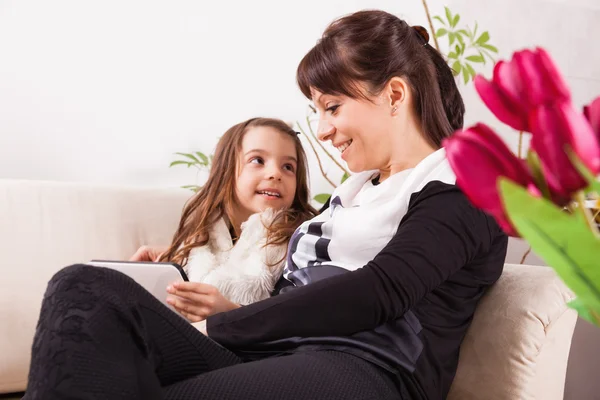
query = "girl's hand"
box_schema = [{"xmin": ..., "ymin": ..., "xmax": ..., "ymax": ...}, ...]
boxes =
[
  {"xmin": 130, "ymin": 245, "xmax": 168, "ymax": 262},
  {"xmin": 166, "ymin": 282, "xmax": 241, "ymax": 322}
]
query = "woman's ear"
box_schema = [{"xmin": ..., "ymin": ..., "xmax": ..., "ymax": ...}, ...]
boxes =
[{"xmin": 385, "ymin": 77, "xmax": 409, "ymax": 110}]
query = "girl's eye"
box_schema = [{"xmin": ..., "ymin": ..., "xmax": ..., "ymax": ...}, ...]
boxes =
[
  {"xmin": 284, "ymin": 164, "xmax": 296, "ymax": 172},
  {"xmin": 250, "ymin": 157, "xmax": 264, "ymax": 165},
  {"xmin": 326, "ymin": 104, "xmax": 340, "ymax": 114}
]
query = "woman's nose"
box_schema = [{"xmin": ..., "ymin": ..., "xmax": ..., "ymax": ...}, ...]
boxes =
[{"xmin": 316, "ymin": 119, "xmax": 335, "ymax": 142}]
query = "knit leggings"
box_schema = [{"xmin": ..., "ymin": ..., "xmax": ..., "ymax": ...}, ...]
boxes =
[{"xmin": 24, "ymin": 264, "xmax": 407, "ymax": 400}]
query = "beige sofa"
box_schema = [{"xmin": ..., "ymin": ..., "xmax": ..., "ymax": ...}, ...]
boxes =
[{"xmin": 0, "ymin": 179, "xmax": 578, "ymax": 399}]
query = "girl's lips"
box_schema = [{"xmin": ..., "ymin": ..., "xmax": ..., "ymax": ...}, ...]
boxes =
[{"xmin": 256, "ymin": 190, "xmax": 282, "ymax": 199}]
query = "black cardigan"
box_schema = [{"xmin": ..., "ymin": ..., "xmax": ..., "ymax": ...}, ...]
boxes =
[{"xmin": 207, "ymin": 181, "xmax": 508, "ymax": 400}]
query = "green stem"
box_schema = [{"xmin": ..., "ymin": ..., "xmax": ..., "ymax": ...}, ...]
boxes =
[{"xmin": 575, "ymin": 191, "xmax": 599, "ymax": 236}]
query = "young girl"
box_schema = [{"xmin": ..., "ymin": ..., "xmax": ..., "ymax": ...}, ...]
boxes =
[{"xmin": 131, "ymin": 117, "xmax": 317, "ymax": 323}]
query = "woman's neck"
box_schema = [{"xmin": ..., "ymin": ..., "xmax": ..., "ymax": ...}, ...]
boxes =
[
  {"xmin": 378, "ymin": 131, "xmax": 437, "ymax": 183},
  {"xmin": 379, "ymin": 151, "xmax": 435, "ymax": 182}
]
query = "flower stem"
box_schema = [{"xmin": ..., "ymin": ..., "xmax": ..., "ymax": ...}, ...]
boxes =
[
  {"xmin": 421, "ymin": 0, "xmax": 441, "ymax": 52},
  {"xmin": 575, "ymin": 191, "xmax": 599, "ymax": 235},
  {"xmin": 305, "ymin": 116, "xmax": 350, "ymax": 176},
  {"xmin": 296, "ymin": 121, "xmax": 338, "ymax": 189},
  {"xmin": 520, "ymin": 246, "xmax": 532, "ymax": 264},
  {"xmin": 592, "ymin": 310, "xmax": 600, "ymax": 327},
  {"xmin": 517, "ymin": 131, "xmax": 524, "ymax": 159}
]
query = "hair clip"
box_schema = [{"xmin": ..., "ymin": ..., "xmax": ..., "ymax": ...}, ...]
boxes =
[
  {"xmin": 295, "ymin": 131, "xmax": 301, "ymax": 136},
  {"xmin": 412, "ymin": 25, "xmax": 429, "ymax": 47}
]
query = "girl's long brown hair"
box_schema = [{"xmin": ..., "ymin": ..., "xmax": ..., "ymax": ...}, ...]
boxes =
[{"xmin": 159, "ymin": 118, "xmax": 318, "ymax": 267}]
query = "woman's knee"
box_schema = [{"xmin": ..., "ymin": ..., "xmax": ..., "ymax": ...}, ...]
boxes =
[{"xmin": 46, "ymin": 263, "xmax": 124, "ymax": 297}]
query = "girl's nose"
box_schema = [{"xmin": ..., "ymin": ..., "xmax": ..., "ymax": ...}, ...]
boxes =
[
  {"xmin": 316, "ymin": 120, "xmax": 335, "ymax": 142},
  {"xmin": 267, "ymin": 167, "xmax": 282, "ymax": 181}
]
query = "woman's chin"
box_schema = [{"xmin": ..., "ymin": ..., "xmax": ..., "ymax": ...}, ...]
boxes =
[{"xmin": 345, "ymin": 161, "xmax": 364, "ymax": 174}]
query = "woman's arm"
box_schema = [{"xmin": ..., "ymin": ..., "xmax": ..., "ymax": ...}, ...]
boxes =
[{"xmin": 206, "ymin": 184, "xmax": 498, "ymax": 347}]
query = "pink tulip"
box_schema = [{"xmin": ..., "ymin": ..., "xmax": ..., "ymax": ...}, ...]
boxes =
[
  {"xmin": 530, "ymin": 101, "xmax": 600, "ymax": 200},
  {"xmin": 584, "ymin": 96, "xmax": 600, "ymax": 138},
  {"xmin": 474, "ymin": 47, "xmax": 570, "ymax": 132},
  {"xmin": 444, "ymin": 123, "xmax": 540, "ymax": 237}
]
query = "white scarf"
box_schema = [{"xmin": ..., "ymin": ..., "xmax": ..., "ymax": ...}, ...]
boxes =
[
  {"xmin": 285, "ymin": 148, "xmax": 455, "ymax": 277},
  {"xmin": 186, "ymin": 209, "xmax": 287, "ymax": 305}
]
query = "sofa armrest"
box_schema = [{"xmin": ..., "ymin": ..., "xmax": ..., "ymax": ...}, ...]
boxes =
[
  {"xmin": 448, "ymin": 263, "xmax": 577, "ymax": 400},
  {"xmin": 0, "ymin": 180, "xmax": 190, "ymax": 393}
]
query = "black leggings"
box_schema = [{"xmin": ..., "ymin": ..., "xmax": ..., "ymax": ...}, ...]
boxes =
[{"xmin": 24, "ymin": 264, "xmax": 406, "ymax": 400}]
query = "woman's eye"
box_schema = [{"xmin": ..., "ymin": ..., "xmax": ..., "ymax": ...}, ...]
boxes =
[
  {"xmin": 326, "ymin": 105, "xmax": 340, "ymax": 114},
  {"xmin": 250, "ymin": 157, "xmax": 264, "ymax": 164}
]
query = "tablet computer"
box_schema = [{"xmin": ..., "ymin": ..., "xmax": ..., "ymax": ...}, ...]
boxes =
[{"xmin": 88, "ymin": 260, "xmax": 188, "ymax": 308}]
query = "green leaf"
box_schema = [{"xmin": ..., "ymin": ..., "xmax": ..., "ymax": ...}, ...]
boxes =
[
  {"xmin": 436, "ymin": 28, "xmax": 448, "ymax": 37},
  {"xmin": 175, "ymin": 152, "xmax": 201, "ymax": 164},
  {"xmin": 433, "ymin": 16, "xmax": 446, "ymax": 26},
  {"xmin": 445, "ymin": 6, "xmax": 453, "ymax": 25},
  {"xmin": 500, "ymin": 178, "xmax": 600, "ymax": 312},
  {"xmin": 313, "ymin": 193, "xmax": 331, "ymax": 204},
  {"xmin": 452, "ymin": 60, "xmax": 462, "ymax": 75},
  {"xmin": 466, "ymin": 63, "xmax": 477, "ymax": 80},
  {"xmin": 170, "ymin": 160, "xmax": 192, "ymax": 168},
  {"xmin": 181, "ymin": 185, "xmax": 201, "ymax": 192},
  {"xmin": 449, "ymin": 32, "xmax": 456, "ymax": 46},
  {"xmin": 458, "ymin": 29, "xmax": 469, "ymax": 37},
  {"xmin": 457, "ymin": 33, "xmax": 465, "ymax": 46},
  {"xmin": 466, "ymin": 54, "xmax": 485, "ymax": 63},
  {"xmin": 476, "ymin": 31, "xmax": 490, "ymax": 45},
  {"xmin": 452, "ymin": 14, "xmax": 460, "ymax": 28},
  {"xmin": 455, "ymin": 44, "xmax": 461, "ymax": 56},
  {"xmin": 481, "ymin": 43, "xmax": 499, "ymax": 53},
  {"xmin": 195, "ymin": 152, "xmax": 209, "ymax": 165},
  {"xmin": 462, "ymin": 66, "xmax": 470, "ymax": 84},
  {"xmin": 568, "ymin": 298, "xmax": 599, "ymax": 325},
  {"xmin": 465, "ymin": 26, "xmax": 474, "ymax": 41},
  {"xmin": 447, "ymin": 51, "xmax": 457, "ymax": 59},
  {"xmin": 473, "ymin": 22, "xmax": 479, "ymax": 39},
  {"xmin": 341, "ymin": 172, "xmax": 350, "ymax": 183},
  {"xmin": 567, "ymin": 148, "xmax": 600, "ymax": 196}
]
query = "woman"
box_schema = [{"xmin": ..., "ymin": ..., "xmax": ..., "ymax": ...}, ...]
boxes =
[{"xmin": 24, "ymin": 10, "xmax": 507, "ymax": 400}]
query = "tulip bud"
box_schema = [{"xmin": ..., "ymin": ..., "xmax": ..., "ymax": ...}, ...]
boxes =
[
  {"xmin": 530, "ymin": 101, "xmax": 600, "ymax": 199},
  {"xmin": 475, "ymin": 48, "xmax": 570, "ymax": 132},
  {"xmin": 445, "ymin": 123, "xmax": 540, "ymax": 236}
]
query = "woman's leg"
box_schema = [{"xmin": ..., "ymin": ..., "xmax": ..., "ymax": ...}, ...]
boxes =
[
  {"xmin": 164, "ymin": 350, "xmax": 409, "ymax": 400},
  {"xmin": 24, "ymin": 264, "xmax": 242, "ymax": 400}
]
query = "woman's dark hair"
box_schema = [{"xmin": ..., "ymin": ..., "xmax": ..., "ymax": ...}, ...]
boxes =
[{"xmin": 297, "ymin": 10, "xmax": 465, "ymax": 148}]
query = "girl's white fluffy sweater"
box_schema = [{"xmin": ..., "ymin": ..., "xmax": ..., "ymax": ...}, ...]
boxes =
[{"xmin": 185, "ymin": 209, "xmax": 287, "ymax": 306}]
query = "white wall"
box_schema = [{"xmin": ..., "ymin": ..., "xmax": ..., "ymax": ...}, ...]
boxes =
[
  {"xmin": 1, "ymin": 1, "xmax": 600, "ymax": 397},
  {"xmin": 1, "ymin": 0, "xmax": 599, "ymax": 198}
]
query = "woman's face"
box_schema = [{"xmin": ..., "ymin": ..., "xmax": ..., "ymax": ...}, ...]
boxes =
[{"xmin": 312, "ymin": 88, "xmax": 395, "ymax": 173}]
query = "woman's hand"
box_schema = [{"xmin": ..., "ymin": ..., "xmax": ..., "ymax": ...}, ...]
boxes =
[
  {"xmin": 130, "ymin": 245, "xmax": 168, "ymax": 262},
  {"xmin": 166, "ymin": 282, "xmax": 241, "ymax": 323}
]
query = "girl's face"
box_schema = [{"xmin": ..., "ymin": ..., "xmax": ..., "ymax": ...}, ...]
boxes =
[{"xmin": 233, "ymin": 126, "xmax": 298, "ymax": 224}]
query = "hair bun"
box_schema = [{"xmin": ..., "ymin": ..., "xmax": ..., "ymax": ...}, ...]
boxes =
[{"xmin": 412, "ymin": 25, "xmax": 429, "ymax": 45}]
